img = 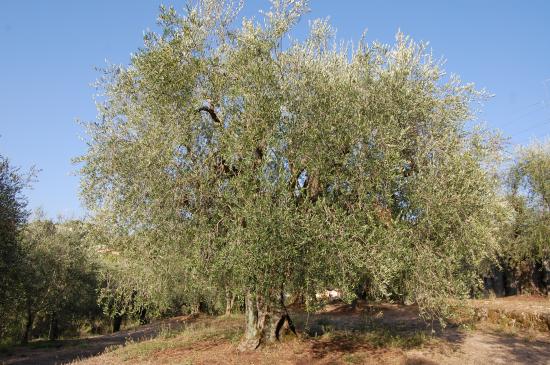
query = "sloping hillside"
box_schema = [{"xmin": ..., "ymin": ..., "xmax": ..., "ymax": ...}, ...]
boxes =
[{"xmin": 2, "ymin": 297, "xmax": 550, "ymax": 365}]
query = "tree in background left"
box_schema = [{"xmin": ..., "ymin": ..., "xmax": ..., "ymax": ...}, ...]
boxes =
[{"xmin": 0, "ymin": 153, "xmax": 31, "ymax": 342}]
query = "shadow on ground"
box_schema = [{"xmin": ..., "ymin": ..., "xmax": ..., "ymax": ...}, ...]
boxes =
[
  {"xmin": 2, "ymin": 301, "xmax": 550, "ymax": 365},
  {"xmin": 289, "ymin": 301, "xmax": 466, "ymax": 359},
  {"xmin": 0, "ymin": 316, "xmax": 194, "ymax": 365}
]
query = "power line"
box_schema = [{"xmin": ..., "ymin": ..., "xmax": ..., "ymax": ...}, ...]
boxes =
[
  {"xmin": 508, "ymin": 101, "xmax": 544, "ymax": 117},
  {"xmin": 543, "ymin": 78, "xmax": 550, "ymax": 102},
  {"xmin": 499, "ymin": 79, "xmax": 550, "ymax": 129},
  {"xmin": 499, "ymin": 81, "xmax": 550, "ymax": 153},
  {"xmin": 511, "ymin": 118, "xmax": 550, "ymax": 137},
  {"xmin": 499, "ymin": 101, "xmax": 546, "ymax": 129}
]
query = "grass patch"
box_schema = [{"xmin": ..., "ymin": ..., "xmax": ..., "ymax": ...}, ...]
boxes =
[
  {"xmin": 301, "ymin": 312, "xmax": 433, "ymax": 350},
  {"xmin": 324, "ymin": 329, "xmax": 431, "ymax": 349},
  {"xmin": 343, "ymin": 353, "xmax": 366, "ymax": 364},
  {"xmin": 364, "ymin": 328, "xmax": 431, "ymax": 349},
  {"xmin": 105, "ymin": 315, "xmax": 243, "ymax": 362}
]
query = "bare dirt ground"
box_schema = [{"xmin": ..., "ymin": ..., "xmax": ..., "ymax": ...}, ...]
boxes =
[{"xmin": 2, "ymin": 297, "xmax": 549, "ymax": 365}]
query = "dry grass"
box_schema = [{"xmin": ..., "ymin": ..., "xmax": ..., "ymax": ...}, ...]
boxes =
[
  {"xmin": 75, "ymin": 315, "xmax": 244, "ymax": 364},
  {"xmin": 74, "ymin": 308, "xmax": 438, "ymax": 365},
  {"xmin": 72, "ymin": 299, "xmax": 550, "ymax": 365},
  {"xmin": 4, "ymin": 298, "xmax": 548, "ymax": 365},
  {"xmin": 470, "ymin": 295, "xmax": 550, "ymax": 332}
]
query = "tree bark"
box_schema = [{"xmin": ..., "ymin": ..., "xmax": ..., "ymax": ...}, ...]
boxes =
[
  {"xmin": 492, "ymin": 268, "xmax": 505, "ymax": 297},
  {"xmin": 48, "ymin": 312, "xmax": 59, "ymax": 340},
  {"xmin": 139, "ymin": 308, "xmax": 148, "ymax": 325},
  {"xmin": 503, "ymin": 266, "xmax": 518, "ymax": 296},
  {"xmin": 112, "ymin": 313, "xmax": 122, "ymax": 333},
  {"xmin": 225, "ymin": 289, "xmax": 236, "ymax": 316},
  {"xmin": 543, "ymin": 259, "xmax": 550, "ymax": 296},
  {"xmin": 238, "ymin": 291, "xmax": 296, "ymax": 351},
  {"xmin": 21, "ymin": 306, "xmax": 33, "ymax": 344}
]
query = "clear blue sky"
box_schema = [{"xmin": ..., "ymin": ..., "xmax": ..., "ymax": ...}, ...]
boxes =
[{"xmin": 1, "ymin": 1, "xmax": 549, "ymax": 218}]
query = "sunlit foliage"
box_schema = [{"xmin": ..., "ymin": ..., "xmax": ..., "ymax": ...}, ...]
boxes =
[{"xmin": 78, "ymin": 0, "xmax": 504, "ymax": 346}]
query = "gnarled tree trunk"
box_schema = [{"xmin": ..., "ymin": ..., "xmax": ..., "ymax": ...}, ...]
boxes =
[
  {"xmin": 225, "ymin": 289, "xmax": 236, "ymax": 316},
  {"xmin": 238, "ymin": 291, "xmax": 296, "ymax": 351}
]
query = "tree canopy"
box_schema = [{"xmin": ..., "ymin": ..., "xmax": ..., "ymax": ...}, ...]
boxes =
[
  {"xmin": 0, "ymin": 154, "xmax": 30, "ymax": 339},
  {"xmin": 17, "ymin": 218, "xmax": 100, "ymax": 341},
  {"xmin": 78, "ymin": 0, "xmax": 504, "ymax": 348},
  {"xmin": 499, "ymin": 139, "xmax": 550, "ymax": 293}
]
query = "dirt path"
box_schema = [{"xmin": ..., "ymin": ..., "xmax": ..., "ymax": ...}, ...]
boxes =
[
  {"xmin": 297, "ymin": 300, "xmax": 550, "ymax": 365},
  {"xmin": 405, "ymin": 330, "xmax": 550, "ymax": 365},
  {"xmin": 0, "ymin": 316, "xmax": 190, "ymax": 365}
]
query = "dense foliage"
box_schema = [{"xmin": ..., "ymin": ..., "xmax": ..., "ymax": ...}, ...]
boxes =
[
  {"xmin": 78, "ymin": 0, "xmax": 505, "ymax": 347},
  {"xmin": 497, "ymin": 140, "xmax": 550, "ymax": 294},
  {"xmin": 18, "ymin": 218, "xmax": 101, "ymax": 341},
  {"xmin": 0, "ymin": 154, "xmax": 30, "ymax": 341},
  {"xmin": 0, "ymin": 211, "xmax": 106, "ymax": 343},
  {"xmin": 1, "ymin": 0, "xmax": 545, "ymax": 352}
]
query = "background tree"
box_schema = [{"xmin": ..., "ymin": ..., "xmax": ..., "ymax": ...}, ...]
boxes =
[
  {"xmin": 18, "ymin": 217, "xmax": 101, "ymax": 342},
  {"xmin": 498, "ymin": 139, "xmax": 550, "ymax": 295},
  {"xmin": 0, "ymin": 154, "xmax": 30, "ymax": 342},
  {"xmin": 78, "ymin": 0, "xmax": 504, "ymax": 349},
  {"xmin": 91, "ymin": 221, "xmax": 219, "ymax": 332}
]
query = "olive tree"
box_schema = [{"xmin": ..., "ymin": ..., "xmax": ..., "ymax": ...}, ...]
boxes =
[
  {"xmin": 0, "ymin": 154, "xmax": 30, "ymax": 342},
  {"xmin": 78, "ymin": 0, "xmax": 503, "ymax": 349},
  {"xmin": 91, "ymin": 218, "xmax": 217, "ymax": 331},
  {"xmin": 500, "ymin": 139, "xmax": 550, "ymax": 294},
  {"xmin": 18, "ymin": 218, "xmax": 100, "ymax": 341}
]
